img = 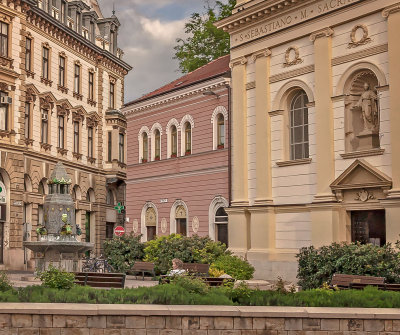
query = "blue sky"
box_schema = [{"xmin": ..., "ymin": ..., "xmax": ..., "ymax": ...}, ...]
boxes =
[{"xmin": 97, "ymin": 0, "xmax": 223, "ymax": 103}]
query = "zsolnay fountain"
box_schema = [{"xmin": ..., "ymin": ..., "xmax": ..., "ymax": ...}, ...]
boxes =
[{"xmin": 24, "ymin": 162, "xmax": 93, "ymax": 272}]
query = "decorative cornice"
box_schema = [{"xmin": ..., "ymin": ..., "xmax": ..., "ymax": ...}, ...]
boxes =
[
  {"xmin": 268, "ymin": 110, "xmax": 284, "ymax": 117},
  {"xmin": 269, "ymin": 65, "xmax": 314, "ymax": 84},
  {"xmin": 251, "ymin": 48, "xmax": 271, "ymax": 62},
  {"xmin": 382, "ymin": 3, "xmax": 400, "ymax": 18},
  {"xmin": 332, "ymin": 44, "xmax": 388, "ymax": 66},
  {"xmin": 229, "ymin": 56, "xmax": 247, "ymax": 69},
  {"xmin": 310, "ymin": 27, "xmax": 334, "ymax": 42},
  {"xmin": 340, "ymin": 148, "xmax": 385, "ymax": 159},
  {"xmin": 276, "ymin": 158, "xmax": 312, "ymax": 167}
]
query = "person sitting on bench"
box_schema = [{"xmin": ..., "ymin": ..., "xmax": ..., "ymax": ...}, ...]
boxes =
[{"xmin": 168, "ymin": 258, "xmax": 186, "ymax": 276}]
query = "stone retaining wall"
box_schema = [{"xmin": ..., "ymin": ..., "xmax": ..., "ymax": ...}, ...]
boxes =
[{"xmin": 0, "ymin": 304, "xmax": 400, "ymax": 334}]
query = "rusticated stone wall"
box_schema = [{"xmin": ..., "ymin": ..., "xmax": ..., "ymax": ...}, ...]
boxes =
[{"xmin": 0, "ymin": 304, "xmax": 400, "ymax": 334}]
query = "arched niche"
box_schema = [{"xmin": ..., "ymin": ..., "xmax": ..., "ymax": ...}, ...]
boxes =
[{"xmin": 343, "ymin": 69, "xmax": 381, "ymax": 153}]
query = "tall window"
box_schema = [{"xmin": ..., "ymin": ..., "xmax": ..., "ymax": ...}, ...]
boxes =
[
  {"xmin": 58, "ymin": 116, "xmax": 64, "ymax": 149},
  {"xmin": 109, "ymin": 82, "xmax": 115, "ymax": 109},
  {"xmin": 60, "ymin": 0, "xmax": 66, "ymax": 23},
  {"xmin": 155, "ymin": 129, "xmax": 160, "ymax": 160},
  {"xmin": 215, "ymin": 208, "xmax": 228, "ymax": 247},
  {"xmin": 107, "ymin": 131, "xmax": 112, "ymax": 162},
  {"xmin": 88, "ymin": 126, "xmax": 93, "ymax": 158},
  {"xmin": 25, "ymin": 38, "xmax": 32, "ymax": 71},
  {"xmin": 185, "ymin": 123, "xmax": 192, "ymax": 155},
  {"xmin": 142, "ymin": 133, "xmax": 148, "ymax": 163},
  {"xmin": 74, "ymin": 64, "xmax": 80, "ymax": 94},
  {"xmin": 171, "ymin": 125, "xmax": 177, "ymax": 157},
  {"xmin": 217, "ymin": 114, "xmax": 225, "ymax": 148},
  {"xmin": 41, "ymin": 109, "xmax": 48, "ymax": 144},
  {"xmin": 42, "ymin": 47, "xmax": 49, "ymax": 79},
  {"xmin": 0, "ymin": 22, "xmax": 8, "ymax": 57},
  {"xmin": 0, "ymin": 92, "xmax": 8, "ymax": 131},
  {"xmin": 88, "ymin": 72, "xmax": 94, "ymax": 100},
  {"xmin": 290, "ymin": 91, "xmax": 309, "ymax": 160},
  {"xmin": 76, "ymin": 12, "xmax": 81, "ymax": 32},
  {"xmin": 73, "ymin": 121, "xmax": 79, "ymax": 153},
  {"xmin": 59, "ymin": 56, "xmax": 65, "ymax": 87},
  {"xmin": 24, "ymin": 103, "xmax": 30, "ymax": 139},
  {"xmin": 119, "ymin": 133, "xmax": 124, "ymax": 163}
]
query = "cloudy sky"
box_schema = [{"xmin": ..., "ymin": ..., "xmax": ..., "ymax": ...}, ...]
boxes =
[{"xmin": 97, "ymin": 0, "xmax": 226, "ymax": 103}]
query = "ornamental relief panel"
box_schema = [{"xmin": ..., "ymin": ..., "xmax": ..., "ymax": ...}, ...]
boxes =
[
  {"xmin": 348, "ymin": 25, "xmax": 372, "ymax": 49},
  {"xmin": 283, "ymin": 47, "xmax": 303, "ymax": 67}
]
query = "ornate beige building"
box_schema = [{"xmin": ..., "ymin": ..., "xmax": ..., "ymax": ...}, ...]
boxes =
[
  {"xmin": 0, "ymin": 0, "xmax": 131, "ymax": 270},
  {"xmin": 217, "ymin": 0, "xmax": 400, "ymax": 280}
]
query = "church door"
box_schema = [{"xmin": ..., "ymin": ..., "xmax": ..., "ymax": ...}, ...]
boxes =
[{"xmin": 351, "ymin": 210, "xmax": 385, "ymax": 246}]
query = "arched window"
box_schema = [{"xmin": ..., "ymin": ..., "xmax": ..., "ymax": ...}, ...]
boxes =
[
  {"xmin": 175, "ymin": 205, "xmax": 187, "ymax": 236},
  {"xmin": 290, "ymin": 91, "xmax": 309, "ymax": 160},
  {"xmin": 171, "ymin": 125, "xmax": 177, "ymax": 158},
  {"xmin": 215, "ymin": 207, "xmax": 228, "ymax": 246},
  {"xmin": 155, "ymin": 129, "xmax": 161, "ymax": 160},
  {"xmin": 217, "ymin": 114, "xmax": 225, "ymax": 149},
  {"xmin": 142, "ymin": 133, "xmax": 148, "ymax": 163},
  {"xmin": 184, "ymin": 122, "xmax": 192, "ymax": 155}
]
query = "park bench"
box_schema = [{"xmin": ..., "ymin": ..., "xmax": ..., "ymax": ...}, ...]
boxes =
[
  {"xmin": 182, "ymin": 263, "xmax": 210, "ymax": 276},
  {"xmin": 330, "ymin": 273, "xmax": 385, "ymax": 289},
  {"xmin": 74, "ymin": 272, "xmax": 126, "ymax": 288},
  {"xmin": 127, "ymin": 261, "xmax": 155, "ymax": 280}
]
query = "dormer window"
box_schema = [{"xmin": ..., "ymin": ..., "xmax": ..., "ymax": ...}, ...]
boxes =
[
  {"xmin": 76, "ymin": 12, "xmax": 81, "ymax": 33},
  {"xmin": 60, "ymin": 1, "xmax": 66, "ymax": 23}
]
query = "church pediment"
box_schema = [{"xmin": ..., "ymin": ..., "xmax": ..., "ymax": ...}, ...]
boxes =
[{"xmin": 330, "ymin": 159, "xmax": 392, "ymax": 191}]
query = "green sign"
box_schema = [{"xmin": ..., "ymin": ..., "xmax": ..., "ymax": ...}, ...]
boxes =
[{"xmin": 114, "ymin": 202, "xmax": 125, "ymax": 214}]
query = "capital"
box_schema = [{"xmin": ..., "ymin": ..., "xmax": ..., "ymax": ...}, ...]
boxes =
[
  {"xmin": 382, "ymin": 3, "xmax": 400, "ymax": 18},
  {"xmin": 251, "ymin": 49, "xmax": 272, "ymax": 62},
  {"xmin": 229, "ymin": 56, "xmax": 247, "ymax": 69},
  {"xmin": 310, "ymin": 27, "xmax": 334, "ymax": 42}
]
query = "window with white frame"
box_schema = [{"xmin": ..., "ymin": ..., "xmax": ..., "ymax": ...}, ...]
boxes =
[
  {"xmin": 154, "ymin": 129, "xmax": 161, "ymax": 160},
  {"xmin": 170, "ymin": 125, "xmax": 177, "ymax": 157},
  {"xmin": 142, "ymin": 133, "xmax": 148, "ymax": 163},
  {"xmin": 184, "ymin": 122, "xmax": 192, "ymax": 155},
  {"xmin": 289, "ymin": 90, "xmax": 309, "ymax": 160}
]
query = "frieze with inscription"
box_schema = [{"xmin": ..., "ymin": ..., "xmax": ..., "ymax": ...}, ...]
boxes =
[{"xmin": 231, "ymin": 0, "xmax": 362, "ymax": 47}]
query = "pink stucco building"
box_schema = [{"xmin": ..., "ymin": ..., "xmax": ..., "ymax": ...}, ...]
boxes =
[{"xmin": 122, "ymin": 56, "xmax": 231, "ymax": 244}]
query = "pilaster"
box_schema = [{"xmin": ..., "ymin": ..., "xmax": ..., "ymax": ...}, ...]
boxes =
[
  {"xmin": 225, "ymin": 207, "xmax": 249, "ymax": 258},
  {"xmin": 311, "ymin": 28, "xmax": 336, "ymax": 202},
  {"xmin": 253, "ymin": 49, "xmax": 273, "ymax": 206},
  {"xmin": 230, "ymin": 57, "xmax": 249, "ymax": 207},
  {"xmin": 383, "ymin": 4, "xmax": 400, "ymax": 197}
]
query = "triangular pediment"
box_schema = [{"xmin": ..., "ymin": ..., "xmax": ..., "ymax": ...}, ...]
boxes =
[{"xmin": 330, "ymin": 159, "xmax": 392, "ymax": 191}]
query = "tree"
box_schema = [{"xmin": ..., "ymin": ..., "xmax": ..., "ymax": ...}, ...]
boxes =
[{"xmin": 174, "ymin": 0, "xmax": 235, "ymax": 73}]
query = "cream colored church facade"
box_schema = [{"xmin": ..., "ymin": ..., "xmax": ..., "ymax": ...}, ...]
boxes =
[{"xmin": 217, "ymin": 0, "xmax": 400, "ymax": 280}]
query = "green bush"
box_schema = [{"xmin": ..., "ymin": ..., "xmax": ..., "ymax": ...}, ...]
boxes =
[
  {"xmin": 297, "ymin": 242, "xmax": 400, "ymax": 290},
  {"xmin": 37, "ymin": 265, "xmax": 75, "ymax": 289},
  {"xmin": 104, "ymin": 234, "xmax": 145, "ymax": 273},
  {"xmin": 170, "ymin": 275, "xmax": 210, "ymax": 295},
  {"xmin": 210, "ymin": 255, "xmax": 255, "ymax": 280},
  {"xmin": 0, "ymin": 271, "xmax": 12, "ymax": 292},
  {"xmin": 144, "ymin": 234, "xmax": 229, "ymax": 274}
]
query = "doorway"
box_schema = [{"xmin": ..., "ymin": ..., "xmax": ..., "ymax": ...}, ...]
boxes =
[
  {"xmin": 176, "ymin": 219, "xmax": 187, "ymax": 236},
  {"xmin": 351, "ymin": 210, "xmax": 385, "ymax": 246}
]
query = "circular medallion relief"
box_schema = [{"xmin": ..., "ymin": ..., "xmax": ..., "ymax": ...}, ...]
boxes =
[
  {"xmin": 192, "ymin": 216, "xmax": 200, "ymax": 233},
  {"xmin": 132, "ymin": 219, "xmax": 139, "ymax": 234},
  {"xmin": 348, "ymin": 25, "xmax": 371, "ymax": 48},
  {"xmin": 161, "ymin": 218, "xmax": 168, "ymax": 234},
  {"xmin": 283, "ymin": 47, "xmax": 303, "ymax": 67}
]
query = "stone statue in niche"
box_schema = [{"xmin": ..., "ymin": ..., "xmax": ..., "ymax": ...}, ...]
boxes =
[
  {"xmin": 356, "ymin": 82, "xmax": 379, "ymax": 134},
  {"xmin": 344, "ymin": 70, "xmax": 380, "ymax": 153}
]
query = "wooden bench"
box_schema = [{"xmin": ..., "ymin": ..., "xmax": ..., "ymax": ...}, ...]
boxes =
[
  {"xmin": 127, "ymin": 261, "xmax": 155, "ymax": 280},
  {"xmin": 74, "ymin": 272, "xmax": 126, "ymax": 288},
  {"xmin": 182, "ymin": 263, "xmax": 210, "ymax": 276},
  {"xmin": 331, "ymin": 273, "xmax": 385, "ymax": 289}
]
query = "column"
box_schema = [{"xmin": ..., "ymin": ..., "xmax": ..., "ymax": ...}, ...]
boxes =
[
  {"xmin": 230, "ymin": 57, "xmax": 248, "ymax": 206},
  {"xmin": 226, "ymin": 57, "xmax": 249, "ymax": 257},
  {"xmin": 310, "ymin": 28, "xmax": 337, "ymax": 248},
  {"xmin": 384, "ymin": 4, "xmax": 400, "ymax": 196},
  {"xmin": 311, "ymin": 27, "xmax": 336, "ymax": 202},
  {"xmin": 253, "ymin": 49, "xmax": 272, "ymax": 205},
  {"xmin": 382, "ymin": 4, "xmax": 400, "ymax": 241}
]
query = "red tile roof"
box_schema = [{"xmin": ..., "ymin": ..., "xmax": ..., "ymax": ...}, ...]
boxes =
[{"xmin": 125, "ymin": 55, "xmax": 231, "ymax": 106}]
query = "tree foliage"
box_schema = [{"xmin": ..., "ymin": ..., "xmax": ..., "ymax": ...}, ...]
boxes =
[{"xmin": 174, "ymin": 0, "xmax": 235, "ymax": 73}]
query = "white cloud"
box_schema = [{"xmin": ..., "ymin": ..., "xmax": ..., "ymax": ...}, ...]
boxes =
[{"xmin": 140, "ymin": 17, "xmax": 186, "ymax": 44}]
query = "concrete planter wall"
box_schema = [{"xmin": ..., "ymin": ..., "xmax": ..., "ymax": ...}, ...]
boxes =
[{"xmin": 1, "ymin": 304, "xmax": 400, "ymax": 334}]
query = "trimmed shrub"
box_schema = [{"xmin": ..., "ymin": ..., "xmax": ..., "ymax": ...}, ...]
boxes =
[
  {"xmin": 37, "ymin": 265, "xmax": 75, "ymax": 289},
  {"xmin": 210, "ymin": 254, "xmax": 255, "ymax": 280},
  {"xmin": 144, "ymin": 234, "xmax": 229, "ymax": 274},
  {"xmin": 297, "ymin": 242, "xmax": 400, "ymax": 290},
  {"xmin": 170, "ymin": 275, "xmax": 210, "ymax": 295},
  {"xmin": 104, "ymin": 234, "xmax": 145, "ymax": 273}
]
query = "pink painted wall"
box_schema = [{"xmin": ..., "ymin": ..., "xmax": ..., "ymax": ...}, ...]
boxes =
[{"xmin": 125, "ymin": 87, "xmax": 229, "ymax": 239}]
